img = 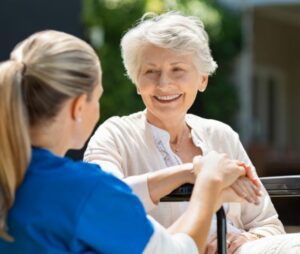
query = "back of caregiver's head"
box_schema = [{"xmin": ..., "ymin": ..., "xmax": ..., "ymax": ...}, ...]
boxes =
[{"xmin": 0, "ymin": 30, "xmax": 101, "ymax": 240}]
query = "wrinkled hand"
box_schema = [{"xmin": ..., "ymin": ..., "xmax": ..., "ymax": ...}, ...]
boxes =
[
  {"xmin": 227, "ymin": 232, "xmax": 260, "ymax": 254},
  {"xmin": 231, "ymin": 176, "xmax": 262, "ymax": 205},
  {"xmin": 205, "ymin": 232, "xmax": 259, "ymax": 254}
]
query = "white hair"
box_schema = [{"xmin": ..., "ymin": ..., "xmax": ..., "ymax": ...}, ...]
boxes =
[{"xmin": 121, "ymin": 12, "xmax": 218, "ymax": 84}]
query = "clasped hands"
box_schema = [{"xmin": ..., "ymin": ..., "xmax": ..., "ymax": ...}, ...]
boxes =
[{"xmin": 189, "ymin": 152, "xmax": 262, "ymax": 207}]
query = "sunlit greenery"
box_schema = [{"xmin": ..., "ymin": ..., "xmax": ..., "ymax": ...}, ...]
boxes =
[{"xmin": 82, "ymin": 0, "xmax": 241, "ymax": 125}]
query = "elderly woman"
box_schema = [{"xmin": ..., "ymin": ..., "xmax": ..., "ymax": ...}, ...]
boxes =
[{"xmin": 84, "ymin": 12, "xmax": 285, "ymax": 253}]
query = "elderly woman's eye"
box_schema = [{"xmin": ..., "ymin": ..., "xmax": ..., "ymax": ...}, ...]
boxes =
[
  {"xmin": 145, "ymin": 69, "xmax": 157, "ymax": 74},
  {"xmin": 173, "ymin": 67, "xmax": 184, "ymax": 72}
]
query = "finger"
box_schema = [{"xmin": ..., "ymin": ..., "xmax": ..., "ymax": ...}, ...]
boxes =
[
  {"xmin": 238, "ymin": 163, "xmax": 261, "ymax": 188},
  {"xmin": 237, "ymin": 165, "xmax": 248, "ymax": 179},
  {"xmin": 240, "ymin": 177, "xmax": 262, "ymax": 205},
  {"xmin": 228, "ymin": 237, "xmax": 244, "ymax": 254},
  {"xmin": 246, "ymin": 167, "xmax": 261, "ymax": 188},
  {"xmin": 234, "ymin": 161, "xmax": 247, "ymax": 175},
  {"xmin": 204, "ymin": 236, "xmax": 215, "ymax": 254},
  {"xmin": 241, "ymin": 176, "xmax": 262, "ymax": 199},
  {"xmin": 226, "ymin": 163, "xmax": 247, "ymax": 186},
  {"xmin": 237, "ymin": 177, "xmax": 260, "ymax": 204},
  {"xmin": 192, "ymin": 156, "xmax": 202, "ymax": 169},
  {"xmin": 226, "ymin": 234, "xmax": 235, "ymax": 254},
  {"xmin": 207, "ymin": 242, "xmax": 217, "ymax": 254},
  {"xmin": 239, "ymin": 175, "xmax": 262, "ymax": 197},
  {"xmin": 231, "ymin": 180, "xmax": 249, "ymax": 200},
  {"xmin": 181, "ymin": 162, "xmax": 196, "ymax": 183},
  {"xmin": 232, "ymin": 178, "xmax": 257, "ymax": 204},
  {"xmin": 206, "ymin": 239, "xmax": 217, "ymax": 254},
  {"xmin": 243, "ymin": 180, "xmax": 259, "ymax": 204}
]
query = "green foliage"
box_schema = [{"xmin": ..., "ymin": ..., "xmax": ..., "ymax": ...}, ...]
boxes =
[
  {"xmin": 82, "ymin": 0, "xmax": 241, "ymax": 125},
  {"xmin": 82, "ymin": 0, "xmax": 146, "ymax": 121}
]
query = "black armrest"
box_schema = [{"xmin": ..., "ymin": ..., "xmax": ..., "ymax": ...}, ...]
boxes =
[
  {"xmin": 260, "ymin": 175, "xmax": 300, "ymax": 197},
  {"xmin": 161, "ymin": 183, "xmax": 193, "ymax": 202},
  {"xmin": 161, "ymin": 175, "xmax": 300, "ymax": 201}
]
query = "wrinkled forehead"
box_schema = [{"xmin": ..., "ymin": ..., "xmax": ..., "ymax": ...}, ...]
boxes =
[{"xmin": 136, "ymin": 43, "xmax": 200, "ymax": 74}]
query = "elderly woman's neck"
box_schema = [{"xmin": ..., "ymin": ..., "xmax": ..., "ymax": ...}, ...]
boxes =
[
  {"xmin": 167, "ymin": 123, "xmax": 190, "ymax": 144},
  {"xmin": 147, "ymin": 114, "xmax": 189, "ymax": 144}
]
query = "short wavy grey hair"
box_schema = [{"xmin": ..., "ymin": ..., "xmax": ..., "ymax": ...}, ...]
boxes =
[{"xmin": 121, "ymin": 12, "xmax": 218, "ymax": 84}]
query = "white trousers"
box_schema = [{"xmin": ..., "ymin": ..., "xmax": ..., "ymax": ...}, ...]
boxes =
[{"xmin": 237, "ymin": 233, "xmax": 300, "ymax": 254}]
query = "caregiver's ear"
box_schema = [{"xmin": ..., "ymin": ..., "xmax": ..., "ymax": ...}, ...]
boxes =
[{"xmin": 71, "ymin": 93, "xmax": 88, "ymax": 122}]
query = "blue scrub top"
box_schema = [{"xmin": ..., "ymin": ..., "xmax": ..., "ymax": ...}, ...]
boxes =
[{"xmin": 0, "ymin": 147, "xmax": 153, "ymax": 253}]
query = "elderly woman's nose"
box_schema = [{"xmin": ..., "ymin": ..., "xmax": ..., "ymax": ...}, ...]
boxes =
[{"xmin": 158, "ymin": 72, "xmax": 172, "ymax": 87}]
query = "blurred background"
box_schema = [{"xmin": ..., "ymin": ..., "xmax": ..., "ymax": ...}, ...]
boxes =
[{"xmin": 1, "ymin": 0, "xmax": 299, "ymax": 231}]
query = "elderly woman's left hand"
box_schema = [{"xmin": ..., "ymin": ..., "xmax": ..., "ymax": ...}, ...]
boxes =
[
  {"xmin": 227, "ymin": 232, "xmax": 260, "ymax": 254},
  {"xmin": 206, "ymin": 232, "xmax": 259, "ymax": 254}
]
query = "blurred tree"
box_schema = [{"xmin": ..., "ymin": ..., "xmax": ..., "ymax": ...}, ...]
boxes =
[
  {"xmin": 82, "ymin": 0, "xmax": 146, "ymax": 121},
  {"xmin": 82, "ymin": 0, "xmax": 241, "ymax": 125}
]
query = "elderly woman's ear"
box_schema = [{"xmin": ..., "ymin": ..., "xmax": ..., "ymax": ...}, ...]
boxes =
[{"xmin": 198, "ymin": 75, "xmax": 208, "ymax": 92}]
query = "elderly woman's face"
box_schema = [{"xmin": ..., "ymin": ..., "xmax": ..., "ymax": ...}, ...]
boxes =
[{"xmin": 136, "ymin": 44, "xmax": 207, "ymax": 123}]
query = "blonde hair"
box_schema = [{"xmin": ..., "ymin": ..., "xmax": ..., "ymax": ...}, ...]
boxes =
[
  {"xmin": 0, "ymin": 30, "xmax": 100, "ymax": 240},
  {"xmin": 121, "ymin": 12, "xmax": 218, "ymax": 84}
]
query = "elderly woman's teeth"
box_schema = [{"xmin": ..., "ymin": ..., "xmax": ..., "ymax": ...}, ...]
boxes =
[{"xmin": 156, "ymin": 94, "xmax": 181, "ymax": 101}]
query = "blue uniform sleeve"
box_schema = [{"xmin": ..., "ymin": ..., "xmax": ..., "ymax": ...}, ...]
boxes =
[{"xmin": 76, "ymin": 172, "xmax": 154, "ymax": 254}]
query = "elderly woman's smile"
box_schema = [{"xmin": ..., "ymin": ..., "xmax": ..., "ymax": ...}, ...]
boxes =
[{"xmin": 154, "ymin": 94, "xmax": 182, "ymax": 103}]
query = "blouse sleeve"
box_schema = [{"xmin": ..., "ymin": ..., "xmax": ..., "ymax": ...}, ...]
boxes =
[
  {"xmin": 229, "ymin": 130, "xmax": 285, "ymax": 236},
  {"xmin": 84, "ymin": 121, "xmax": 125, "ymax": 178},
  {"xmin": 84, "ymin": 120, "xmax": 157, "ymax": 212}
]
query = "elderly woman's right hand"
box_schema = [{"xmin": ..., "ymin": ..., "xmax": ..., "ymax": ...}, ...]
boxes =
[{"xmin": 192, "ymin": 152, "xmax": 261, "ymax": 206}]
